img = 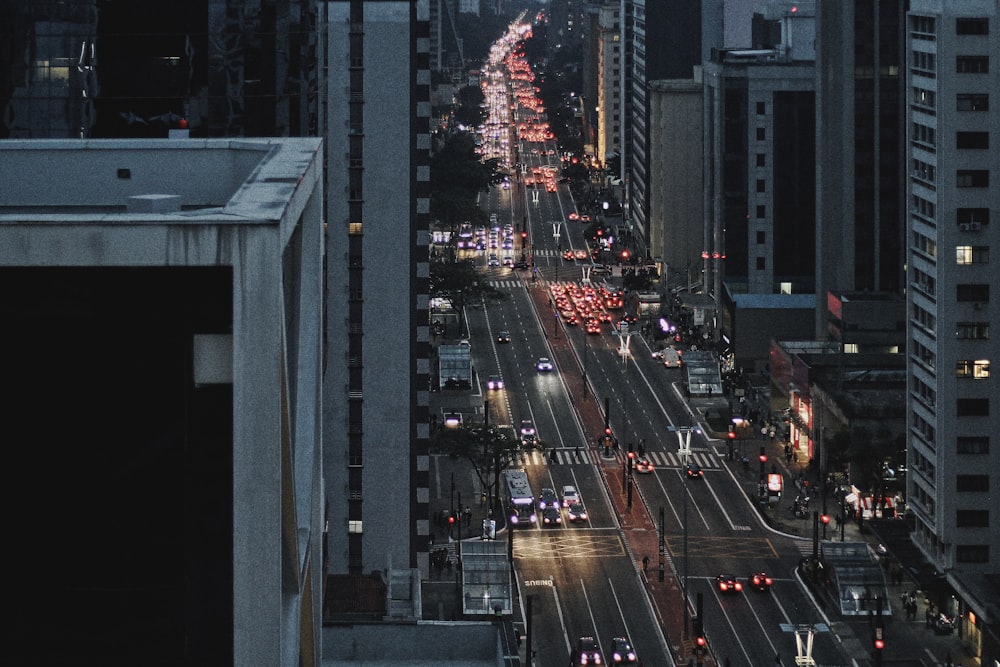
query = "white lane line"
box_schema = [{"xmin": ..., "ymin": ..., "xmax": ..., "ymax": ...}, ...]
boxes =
[
  {"xmin": 552, "ymin": 581, "xmax": 573, "ymax": 656},
  {"xmin": 580, "ymin": 578, "xmax": 603, "ymax": 647}
]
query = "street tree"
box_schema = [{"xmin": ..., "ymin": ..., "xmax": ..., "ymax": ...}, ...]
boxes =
[
  {"xmin": 430, "ymin": 258, "xmax": 507, "ymax": 335},
  {"xmin": 432, "ymin": 424, "xmax": 523, "ymax": 522},
  {"xmin": 430, "ymin": 132, "xmax": 505, "ymax": 228}
]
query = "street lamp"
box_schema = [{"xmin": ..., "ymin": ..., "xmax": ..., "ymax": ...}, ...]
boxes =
[{"xmin": 669, "ymin": 426, "xmax": 698, "ymax": 638}]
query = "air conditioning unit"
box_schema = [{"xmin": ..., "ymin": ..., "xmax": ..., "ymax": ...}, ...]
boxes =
[
  {"xmin": 958, "ymin": 223, "xmax": 972, "ymax": 231},
  {"xmin": 969, "ymin": 222, "xmax": 982, "ymax": 231}
]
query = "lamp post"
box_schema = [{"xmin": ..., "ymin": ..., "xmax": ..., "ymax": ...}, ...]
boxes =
[{"xmin": 670, "ymin": 426, "xmax": 698, "ymax": 638}]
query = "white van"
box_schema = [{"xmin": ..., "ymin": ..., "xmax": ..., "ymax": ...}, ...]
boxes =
[{"xmin": 661, "ymin": 348, "xmax": 682, "ymax": 368}]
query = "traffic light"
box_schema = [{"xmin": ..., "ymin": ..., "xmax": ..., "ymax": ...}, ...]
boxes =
[
  {"xmin": 727, "ymin": 425, "xmax": 736, "ymax": 439},
  {"xmin": 692, "ymin": 616, "xmax": 705, "ymax": 654},
  {"xmin": 759, "ymin": 445, "xmax": 767, "ymax": 463},
  {"xmin": 820, "ymin": 514, "xmax": 831, "ymax": 525},
  {"xmin": 521, "ymin": 231, "xmax": 528, "ymax": 239},
  {"xmin": 605, "ymin": 426, "xmax": 612, "ymax": 437},
  {"xmin": 873, "ymin": 638, "xmax": 884, "ymax": 650},
  {"xmin": 627, "ymin": 443, "xmax": 635, "ymax": 459},
  {"xmin": 621, "ymin": 249, "xmax": 630, "ymax": 260},
  {"xmin": 448, "ymin": 514, "xmax": 456, "ymax": 526}
]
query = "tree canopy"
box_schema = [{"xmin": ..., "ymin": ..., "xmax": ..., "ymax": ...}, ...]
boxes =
[{"xmin": 430, "ymin": 132, "xmax": 505, "ymax": 228}]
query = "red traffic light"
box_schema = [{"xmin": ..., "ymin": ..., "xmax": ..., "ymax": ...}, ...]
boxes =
[
  {"xmin": 727, "ymin": 428, "xmax": 736, "ymax": 439},
  {"xmin": 695, "ymin": 636, "xmax": 706, "ymax": 647},
  {"xmin": 627, "ymin": 451, "xmax": 635, "ymax": 459},
  {"xmin": 521, "ymin": 231, "xmax": 528, "ymax": 238},
  {"xmin": 874, "ymin": 639, "xmax": 884, "ymax": 650},
  {"xmin": 621, "ymin": 249, "xmax": 630, "ymax": 259},
  {"xmin": 448, "ymin": 515, "xmax": 455, "ymax": 525},
  {"xmin": 605, "ymin": 427, "xmax": 612, "ymax": 436},
  {"xmin": 820, "ymin": 514, "xmax": 831, "ymax": 525},
  {"xmin": 759, "ymin": 453, "xmax": 767, "ymax": 463}
]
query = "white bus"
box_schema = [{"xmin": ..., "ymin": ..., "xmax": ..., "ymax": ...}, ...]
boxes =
[{"xmin": 504, "ymin": 469, "xmax": 537, "ymax": 527}]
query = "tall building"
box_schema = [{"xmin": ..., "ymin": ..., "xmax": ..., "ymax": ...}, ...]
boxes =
[
  {"xmin": 322, "ymin": 0, "xmax": 432, "ymax": 577},
  {"xmin": 627, "ymin": 0, "xmax": 702, "ymax": 254},
  {"xmin": 595, "ymin": 2, "xmax": 621, "ymax": 167},
  {"xmin": 904, "ymin": 0, "xmax": 999, "ymax": 650},
  {"xmin": 702, "ymin": 7, "xmax": 816, "ymax": 308},
  {"xmin": 0, "ymin": 0, "xmax": 319, "ymax": 139},
  {"xmin": 1, "ymin": 137, "xmax": 325, "ymax": 666},
  {"xmin": 815, "ymin": 0, "xmax": 907, "ymax": 341}
]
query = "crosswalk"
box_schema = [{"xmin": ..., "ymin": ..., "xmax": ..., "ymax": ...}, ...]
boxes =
[
  {"xmin": 488, "ymin": 279, "xmax": 526, "ymax": 289},
  {"xmin": 518, "ymin": 448, "xmax": 721, "ymax": 469}
]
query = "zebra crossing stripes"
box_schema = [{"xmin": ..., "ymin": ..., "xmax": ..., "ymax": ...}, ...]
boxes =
[
  {"xmin": 488, "ymin": 279, "xmax": 525, "ymax": 289},
  {"xmin": 520, "ymin": 448, "xmax": 721, "ymax": 468}
]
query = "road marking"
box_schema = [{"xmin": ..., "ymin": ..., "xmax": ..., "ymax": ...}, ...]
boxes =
[{"xmin": 524, "ymin": 579, "xmax": 554, "ymax": 587}]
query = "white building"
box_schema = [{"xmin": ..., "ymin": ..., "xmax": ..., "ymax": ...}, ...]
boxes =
[{"xmin": 905, "ymin": 0, "xmax": 999, "ymax": 653}]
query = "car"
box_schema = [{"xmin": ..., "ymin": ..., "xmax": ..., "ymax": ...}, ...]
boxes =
[
  {"xmin": 608, "ymin": 637, "xmax": 637, "ymax": 664},
  {"xmin": 538, "ymin": 487, "xmax": 559, "ymax": 510},
  {"xmin": 635, "ymin": 458, "xmax": 654, "ymax": 473},
  {"xmin": 685, "ymin": 462, "xmax": 704, "ymax": 479},
  {"xmin": 488, "ymin": 253, "xmax": 500, "ymax": 267},
  {"xmin": 487, "ymin": 374, "xmax": 504, "ymax": 390},
  {"xmin": 748, "ymin": 571, "xmax": 773, "ymax": 591},
  {"xmin": 503, "ymin": 256, "xmax": 514, "ymax": 267},
  {"xmin": 497, "ymin": 330, "xmax": 511, "ymax": 344},
  {"xmin": 541, "ymin": 506, "xmax": 562, "ymax": 526},
  {"xmin": 563, "ymin": 249, "xmax": 575, "ymax": 261},
  {"xmin": 443, "ymin": 412, "xmax": 462, "ymax": 429},
  {"xmin": 561, "ymin": 485, "xmax": 581, "ymax": 507},
  {"xmin": 514, "ymin": 259, "xmax": 529, "ymax": 269},
  {"xmin": 520, "ymin": 420, "xmax": 536, "ymax": 437},
  {"xmin": 716, "ymin": 574, "xmax": 743, "ymax": 593},
  {"xmin": 574, "ymin": 636, "xmax": 603, "ymax": 665},
  {"xmin": 536, "ymin": 357, "xmax": 554, "ymax": 372},
  {"xmin": 566, "ymin": 502, "xmax": 588, "ymax": 522}
]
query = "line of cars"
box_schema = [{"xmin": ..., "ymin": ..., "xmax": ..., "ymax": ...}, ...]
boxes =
[
  {"xmin": 715, "ymin": 571, "xmax": 774, "ymax": 594},
  {"xmin": 538, "ymin": 485, "xmax": 587, "ymax": 527},
  {"xmin": 572, "ymin": 635, "xmax": 637, "ymax": 665}
]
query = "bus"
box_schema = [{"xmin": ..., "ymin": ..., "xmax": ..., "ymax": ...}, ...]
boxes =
[{"xmin": 504, "ymin": 469, "xmax": 537, "ymax": 527}]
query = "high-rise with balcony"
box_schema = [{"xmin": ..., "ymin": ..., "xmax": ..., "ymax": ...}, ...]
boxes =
[{"xmin": 904, "ymin": 0, "xmax": 999, "ymax": 652}]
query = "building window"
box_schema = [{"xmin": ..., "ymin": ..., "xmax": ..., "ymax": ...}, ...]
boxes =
[
  {"xmin": 912, "ymin": 194, "xmax": 935, "ymax": 219},
  {"xmin": 756, "ymin": 179, "xmax": 766, "ymax": 193},
  {"xmin": 913, "ymin": 87, "xmax": 936, "ymax": 110},
  {"xmin": 349, "ymin": 221, "xmax": 363, "ymax": 235},
  {"xmin": 956, "ymin": 18, "xmax": 989, "ymax": 35},
  {"xmin": 756, "ymin": 205, "xmax": 766, "ymax": 218},
  {"xmin": 956, "ymin": 284, "xmax": 989, "ymax": 301},
  {"xmin": 756, "ymin": 127, "xmax": 766, "ymax": 141},
  {"xmin": 913, "ymin": 158, "xmax": 935, "ymax": 182},
  {"xmin": 912, "ymin": 122, "xmax": 936, "ymax": 147},
  {"xmin": 756, "ymin": 231, "xmax": 766, "ymax": 244},
  {"xmin": 957, "ymin": 208, "xmax": 990, "ymax": 226},
  {"xmin": 956, "ymin": 398, "xmax": 989, "ymax": 416},
  {"xmin": 955, "ymin": 322, "xmax": 989, "ymax": 339},
  {"xmin": 957, "ymin": 131, "xmax": 989, "ymax": 149},
  {"xmin": 956, "ymin": 510, "xmax": 989, "ymax": 527},
  {"xmin": 755, "ymin": 257, "xmax": 766, "ymax": 270},
  {"xmin": 957, "ymin": 93, "xmax": 989, "ymax": 111},
  {"xmin": 756, "ymin": 153, "xmax": 766, "ymax": 167},
  {"xmin": 956, "ymin": 474, "xmax": 990, "ymax": 492},
  {"xmin": 956, "ymin": 360, "xmax": 990, "ymax": 379},
  {"xmin": 956, "ymin": 56, "xmax": 989, "ymax": 74},
  {"xmin": 348, "ymin": 520, "xmax": 363, "ymax": 533},
  {"xmin": 756, "ymin": 101, "xmax": 765, "ymax": 115},
  {"xmin": 957, "ymin": 170, "xmax": 989, "ymax": 187},
  {"xmin": 911, "ymin": 15, "xmax": 936, "ymax": 38},
  {"xmin": 912, "ymin": 50, "xmax": 936, "ymax": 74},
  {"xmin": 957, "ymin": 437, "xmax": 989, "ymax": 454},
  {"xmin": 956, "ymin": 246, "xmax": 989, "ymax": 264},
  {"xmin": 956, "ymin": 545, "xmax": 990, "ymax": 563}
]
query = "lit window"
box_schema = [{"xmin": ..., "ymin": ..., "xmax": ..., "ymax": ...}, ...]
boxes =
[
  {"xmin": 349, "ymin": 222, "xmax": 363, "ymax": 235},
  {"xmin": 348, "ymin": 520, "xmax": 363, "ymax": 534},
  {"xmin": 956, "ymin": 360, "xmax": 990, "ymax": 378}
]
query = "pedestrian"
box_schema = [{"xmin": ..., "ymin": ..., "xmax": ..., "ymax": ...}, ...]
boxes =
[{"xmin": 642, "ymin": 555, "xmax": 649, "ymax": 571}]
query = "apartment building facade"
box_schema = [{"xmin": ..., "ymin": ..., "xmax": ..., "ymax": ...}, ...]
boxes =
[{"xmin": 904, "ymin": 3, "xmax": 998, "ymax": 652}]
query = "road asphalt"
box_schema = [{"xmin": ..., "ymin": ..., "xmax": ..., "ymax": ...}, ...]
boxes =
[{"xmin": 426, "ymin": 273, "xmax": 976, "ymax": 667}]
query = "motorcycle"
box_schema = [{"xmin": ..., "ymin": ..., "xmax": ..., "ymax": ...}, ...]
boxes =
[{"xmin": 791, "ymin": 495, "xmax": 811, "ymax": 519}]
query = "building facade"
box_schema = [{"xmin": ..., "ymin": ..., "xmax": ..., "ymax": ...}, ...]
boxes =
[
  {"xmin": 0, "ymin": 137, "xmax": 325, "ymax": 666},
  {"xmin": 627, "ymin": 0, "xmax": 702, "ymax": 253},
  {"xmin": 595, "ymin": 3, "xmax": 622, "ymax": 167},
  {"xmin": 702, "ymin": 31, "xmax": 816, "ymax": 307},
  {"xmin": 815, "ymin": 0, "xmax": 907, "ymax": 340},
  {"xmin": 905, "ymin": 0, "xmax": 999, "ymax": 627},
  {"xmin": 322, "ymin": 0, "xmax": 432, "ymax": 577}
]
